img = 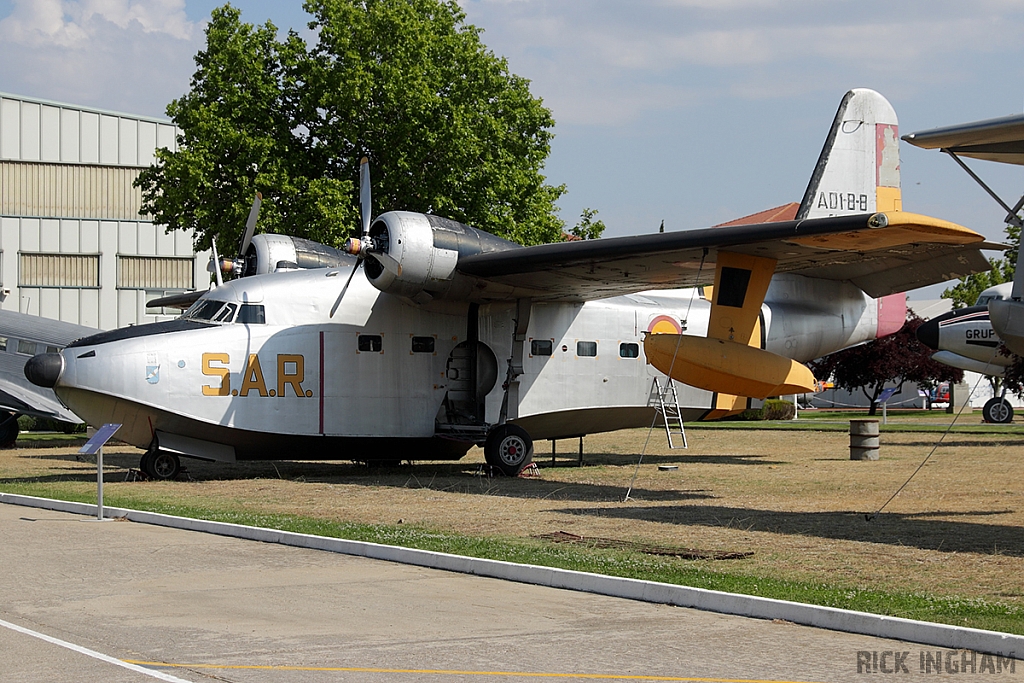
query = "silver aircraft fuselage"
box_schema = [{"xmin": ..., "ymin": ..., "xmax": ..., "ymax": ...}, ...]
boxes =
[
  {"xmin": 47, "ymin": 257, "xmax": 889, "ymax": 463},
  {"xmin": 916, "ymin": 282, "xmax": 1012, "ymax": 377}
]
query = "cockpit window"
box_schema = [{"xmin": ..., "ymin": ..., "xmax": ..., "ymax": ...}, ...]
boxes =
[
  {"xmin": 183, "ymin": 300, "xmax": 232, "ymax": 322},
  {"xmin": 976, "ymin": 295, "xmax": 1001, "ymax": 306},
  {"xmin": 213, "ymin": 303, "xmax": 237, "ymax": 323},
  {"xmin": 237, "ymin": 304, "xmax": 266, "ymax": 324},
  {"xmin": 183, "ymin": 300, "xmax": 265, "ymax": 324}
]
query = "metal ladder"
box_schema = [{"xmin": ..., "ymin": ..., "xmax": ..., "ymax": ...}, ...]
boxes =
[{"xmin": 653, "ymin": 378, "xmax": 687, "ymax": 449}]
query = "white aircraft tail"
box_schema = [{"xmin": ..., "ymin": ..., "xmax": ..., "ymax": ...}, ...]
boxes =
[{"xmin": 797, "ymin": 88, "xmax": 902, "ymax": 219}]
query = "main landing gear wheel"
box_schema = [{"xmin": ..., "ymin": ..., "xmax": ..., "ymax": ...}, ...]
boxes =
[
  {"xmin": 140, "ymin": 448, "xmax": 181, "ymax": 481},
  {"xmin": 983, "ymin": 397, "xmax": 1014, "ymax": 424},
  {"xmin": 484, "ymin": 424, "xmax": 533, "ymax": 476}
]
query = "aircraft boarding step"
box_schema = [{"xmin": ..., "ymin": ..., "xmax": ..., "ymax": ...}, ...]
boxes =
[{"xmin": 653, "ymin": 378, "xmax": 687, "ymax": 449}]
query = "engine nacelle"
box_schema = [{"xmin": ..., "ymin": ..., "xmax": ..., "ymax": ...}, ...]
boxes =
[
  {"xmin": 241, "ymin": 234, "xmax": 349, "ymax": 277},
  {"xmin": 364, "ymin": 211, "xmax": 519, "ymax": 302}
]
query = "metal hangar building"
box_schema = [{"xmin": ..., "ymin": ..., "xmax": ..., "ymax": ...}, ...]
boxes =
[{"xmin": 0, "ymin": 92, "xmax": 209, "ymax": 332}]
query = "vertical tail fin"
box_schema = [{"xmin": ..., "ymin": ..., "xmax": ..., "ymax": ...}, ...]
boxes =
[{"xmin": 797, "ymin": 88, "xmax": 902, "ymax": 219}]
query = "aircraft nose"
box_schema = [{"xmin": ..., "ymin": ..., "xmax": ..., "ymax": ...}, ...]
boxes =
[
  {"xmin": 916, "ymin": 318, "xmax": 939, "ymax": 350},
  {"xmin": 25, "ymin": 352, "xmax": 64, "ymax": 388}
]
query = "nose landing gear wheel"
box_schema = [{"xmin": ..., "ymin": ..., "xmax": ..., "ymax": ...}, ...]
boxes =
[
  {"xmin": 983, "ymin": 397, "xmax": 1014, "ymax": 424},
  {"xmin": 484, "ymin": 424, "xmax": 533, "ymax": 476},
  {"xmin": 140, "ymin": 448, "xmax": 181, "ymax": 480}
]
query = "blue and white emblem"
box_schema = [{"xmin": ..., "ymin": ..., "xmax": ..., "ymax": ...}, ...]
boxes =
[{"xmin": 146, "ymin": 353, "xmax": 160, "ymax": 384}]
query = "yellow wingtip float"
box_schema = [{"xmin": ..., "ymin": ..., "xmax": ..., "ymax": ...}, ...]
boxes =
[{"xmin": 643, "ymin": 334, "xmax": 816, "ymax": 400}]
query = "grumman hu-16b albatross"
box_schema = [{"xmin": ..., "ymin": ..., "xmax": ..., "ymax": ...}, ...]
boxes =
[{"xmin": 25, "ymin": 89, "xmax": 993, "ymax": 480}]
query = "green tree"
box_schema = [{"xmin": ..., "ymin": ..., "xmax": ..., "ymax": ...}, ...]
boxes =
[
  {"xmin": 136, "ymin": 1, "xmax": 566, "ymax": 251},
  {"xmin": 569, "ymin": 208, "xmax": 606, "ymax": 240},
  {"xmin": 942, "ymin": 224, "xmax": 1019, "ymax": 309},
  {"xmin": 809, "ymin": 313, "xmax": 963, "ymax": 415}
]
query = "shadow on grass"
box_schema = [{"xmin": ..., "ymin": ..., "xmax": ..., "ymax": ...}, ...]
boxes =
[
  {"xmin": 893, "ymin": 440, "xmax": 1024, "ymax": 448},
  {"xmin": 568, "ymin": 452, "xmax": 787, "ymax": 466},
  {"xmin": 0, "ymin": 451, "xmax": 720, "ymax": 503},
  {"xmin": 552, "ymin": 504, "xmax": 1024, "ymax": 556}
]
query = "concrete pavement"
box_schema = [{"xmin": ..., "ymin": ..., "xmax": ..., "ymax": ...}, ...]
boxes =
[{"xmin": 0, "ymin": 501, "xmax": 1017, "ymax": 682}]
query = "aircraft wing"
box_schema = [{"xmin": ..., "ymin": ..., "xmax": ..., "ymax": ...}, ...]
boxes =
[
  {"xmin": 0, "ymin": 374, "xmax": 80, "ymax": 422},
  {"xmin": 455, "ymin": 211, "xmax": 992, "ymax": 302},
  {"xmin": 902, "ymin": 114, "xmax": 1024, "ymax": 165},
  {"xmin": 0, "ymin": 309, "xmax": 97, "ymax": 423}
]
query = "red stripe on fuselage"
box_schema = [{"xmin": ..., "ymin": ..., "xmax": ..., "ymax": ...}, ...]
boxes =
[{"xmin": 319, "ymin": 330, "xmax": 325, "ymax": 435}]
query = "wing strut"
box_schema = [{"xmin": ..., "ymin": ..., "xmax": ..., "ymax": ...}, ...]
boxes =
[
  {"xmin": 643, "ymin": 252, "xmax": 816, "ymax": 414},
  {"xmin": 939, "ymin": 149, "xmax": 1024, "ymax": 300}
]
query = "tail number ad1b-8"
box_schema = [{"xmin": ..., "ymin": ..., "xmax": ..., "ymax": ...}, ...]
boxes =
[{"xmin": 202, "ymin": 352, "xmax": 313, "ymax": 398}]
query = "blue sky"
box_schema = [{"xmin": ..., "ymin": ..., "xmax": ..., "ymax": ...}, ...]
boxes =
[{"xmin": 1, "ymin": 0, "xmax": 1023, "ymax": 297}]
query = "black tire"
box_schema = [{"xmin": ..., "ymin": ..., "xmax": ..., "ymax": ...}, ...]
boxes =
[
  {"xmin": 983, "ymin": 397, "xmax": 1013, "ymax": 424},
  {"xmin": 0, "ymin": 412, "xmax": 19, "ymax": 448},
  {"xmin": 141, "ymin": 448, "xmax": 180, "ymax": 480},
  {"xmin": 484, "ymin": 424, "xmax": 533, "ymax": 476}
]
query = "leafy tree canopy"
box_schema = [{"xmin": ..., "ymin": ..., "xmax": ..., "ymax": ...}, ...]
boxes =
[
  {"xmin": 569, "ymin": 208, "xmax": 606, "ymax": 240},
  {"xmin": 136, "ymin": 1, "xmax": 567, "ymax": 251},
  {"xmin": 942, "ymin": 223, "xmax": 1019, "ymax": 309},
  {"xmin": 809, "ymin": 313, "xmax": 963, "ymax": 415}
]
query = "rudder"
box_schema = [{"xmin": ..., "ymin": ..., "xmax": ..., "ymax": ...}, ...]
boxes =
[{"xmin": 797, "ymin": 88, "xmax": 901, "ymax": 219}]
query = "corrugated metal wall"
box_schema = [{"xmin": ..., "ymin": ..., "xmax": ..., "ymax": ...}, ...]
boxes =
[
  {"xmin": 0, "ymin": 162, "xmax": 146, "ymax": 220},
  {"xmin": 21, "ymin": 254, "xmax": 100, "ymax": 288},
  {"xmin": 118, "ymin": 256, "xmax": 193, "ymax": 290},
  {"xmin": 0, "ymin": 95, "xmax": 176, "ymax": 165},
  {"xmin": 0, "ymin": 93, "xmax": 208, "ymax": 330}
]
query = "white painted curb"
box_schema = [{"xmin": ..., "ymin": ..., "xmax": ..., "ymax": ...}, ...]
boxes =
[{"xmin": 3, "ymin": 492, "xmax": 1021, "ymax": 658}]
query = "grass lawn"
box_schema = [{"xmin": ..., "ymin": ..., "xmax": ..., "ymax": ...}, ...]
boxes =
[{"xmin": 3, "ymin": 425, "xmax": 1024, "ymax": 634}]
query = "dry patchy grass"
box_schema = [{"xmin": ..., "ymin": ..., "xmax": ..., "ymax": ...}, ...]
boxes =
[{"xmin": 4, "ymin": 427, "xmax": 1024, "ymax": 605}]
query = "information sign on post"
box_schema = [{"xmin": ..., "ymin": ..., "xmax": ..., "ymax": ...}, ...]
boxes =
[
  {"xmin": 876, "ymin": 387, "xmax": 899, "ymax": 424},
  {"xmin": 78, "ymin": 423, "xmax": 122, "ymax": 521}
]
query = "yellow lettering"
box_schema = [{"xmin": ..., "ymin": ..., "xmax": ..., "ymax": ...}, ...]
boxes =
[
  {"xmin": 277, "ymin": 354, "xmax": 305, "ymax": 397},
  {"xmin": 202, "ymin": 353, "xmax": 231, "ymax": 396},
  {"xmin": 239, "ymin": 354, "xmax": 269, "ymax": 397}
]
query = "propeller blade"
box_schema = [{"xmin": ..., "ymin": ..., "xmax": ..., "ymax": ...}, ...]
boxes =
[
  {"xmin": 210, "ymin": 238, "xmax": 224, "ymax": 288},
  {"xmin": 330, "ymin": 261, "xmax": 362, "ymax": 318},
  {"xmin": 359, "ymin": 157, "xmax": 371, "ymax": 238},
  {"xmin": 238, "ymin": 191, "xmax": 263, "ymax": 258},
  {"xmin": 371, "ymin": 250, "xmax": 403, "ymax": 277}
]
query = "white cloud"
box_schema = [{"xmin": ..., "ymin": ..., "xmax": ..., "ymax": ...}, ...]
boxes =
[
  {"xmin": 0, "ymin": 0, "xmax": 89, "ymax": 47},
  {"xmin": 75, "ymin": 0, "xmax": 195, "ymax": 39},
  {"xmin": 0, "ymin": 0, "xmax": 194, "ymax": 45},
  {"xmin": 0, "ymin": 0, "xmax": 201, "ymax": 116},
  {"xmin": 463, "ymin": 1, "xmax": 1024, "ymax": 126}
]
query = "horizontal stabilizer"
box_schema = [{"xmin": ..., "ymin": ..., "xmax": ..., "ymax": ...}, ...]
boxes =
[{"xmin": 644, "ymin": 334, "xmax": 816, "ymax": 399}]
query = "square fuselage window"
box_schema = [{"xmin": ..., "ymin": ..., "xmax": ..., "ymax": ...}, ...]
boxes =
[
  {"xmin": 531, "ymin": 339, "xmax": 553, "ymax": 356},
  {"xmin": 619, "ymin": 342, "xmax": 640, "ymax": 358},
  {"xmin": 412, "ymin": 336, "xmax": 435, "ymax": 353},
  {"xmin": 358, "ymin": 335, "xmax": 383, "ymax": 352},
  {"xmin": 576, "ymin": 341, "xmax": 597, "ymax": 357}
]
